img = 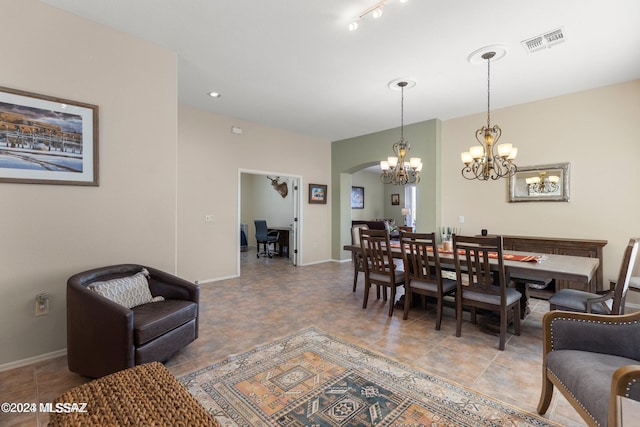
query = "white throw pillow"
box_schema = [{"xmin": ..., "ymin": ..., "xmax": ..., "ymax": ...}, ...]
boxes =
[{"xmin": 88, "ymin": 268, "xmax": 162, "ymax": 308}]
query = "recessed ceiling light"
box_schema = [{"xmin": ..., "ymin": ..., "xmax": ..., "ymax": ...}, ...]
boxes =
[{"xmin": 208, "ymin": 91, "xmax": 221, "ymax": 98}]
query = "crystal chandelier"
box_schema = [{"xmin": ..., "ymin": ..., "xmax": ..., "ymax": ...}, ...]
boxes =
[
  {"xmin": 380, "ymin": 81, "xmax": 422, "ymax": 185},
  {"xmin": 526, "ymin": 171, "xmax": 560, "ymax": 195},
  {"xmin": 461, "ymin": 51, "xmax": 518, "ymax": 181}
]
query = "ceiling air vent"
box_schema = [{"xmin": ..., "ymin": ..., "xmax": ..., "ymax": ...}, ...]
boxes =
[{"xmin": 521, "ymin": 27, "xmax": 566, "ymax": 53}]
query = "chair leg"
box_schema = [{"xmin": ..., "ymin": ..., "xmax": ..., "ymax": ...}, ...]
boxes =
[
  {"xmin": 388, "ymin": 286, "xmax": 395, "ymax": 317},
  {"xmin": 513, "ymin": 304, "xmax": 521, "ymax": 336},
  {"xmin": 537, "ymin": 372, "xmax": 554, "ymax": 415},
  {"xmin": 435, "ymin": 297, "xmax": 443, "ymax": 330},
  {"xmin": 403, "ymin": 288, "xmax": 411, "ymax": 320},
  {"xmin": 456, "ymin": 296, "xmax": 463, "ymax": 338},
  {"xmin": 363, "ymin": 281, "xmax": 370, "ymax": 309},
  {"xmin": 499, "ymin": 307, "xmax": 507, "ymax": 351},
  {"xmin": 352, "ymin": 263, "xmax": 359, "ymax": 292}
]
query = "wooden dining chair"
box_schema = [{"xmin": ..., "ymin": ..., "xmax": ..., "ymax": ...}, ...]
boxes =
[
  {"xmin": 359, "ymin": 228, "xmax": 405, "ymax": 317},
  {"xmin": 549, "ymin": 237, "xmax": 640, "ymax": 315},
  {"xmin": 453, "ymin": 234, "xmax": 522, "ymax": 350},
  {"xmin": 350, "ymin": 223, "xmax": 369, "ymax": 292},
  {"xmin": 400, "ymin": 231, "xmax": 456, "ymax": 330}
]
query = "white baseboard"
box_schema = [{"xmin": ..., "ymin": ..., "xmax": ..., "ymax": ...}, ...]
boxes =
[
  {"xmin": 626, "ymin": 302, "xmax": 640, "ymax": 312},
  {"xmin": 300, "ymin": 259, "xmax": 334, "ymax": 266},
  {"xmin": 0, "ymin": 349, "xmax": 67, "ymax": 372},
  {"xmin": 196, "ymin": 274, "xmax": 239, "ymax": 285}
]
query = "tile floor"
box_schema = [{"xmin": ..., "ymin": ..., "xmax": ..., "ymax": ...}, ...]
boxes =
[{"xmin": 0, "ymin": 250, "xmax": 586, "ymax": 426}]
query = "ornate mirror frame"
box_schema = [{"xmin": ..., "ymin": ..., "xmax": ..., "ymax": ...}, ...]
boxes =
[{"xmin": 509, "ymin": 162, "xmax": 570, "ymax": 203}]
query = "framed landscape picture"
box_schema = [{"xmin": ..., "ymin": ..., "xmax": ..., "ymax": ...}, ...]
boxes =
[
  {"xmin": 308, "ymin": 183, "xmax": 327, "ymax": 204},
  {"xmin": 391, "ymin": 193, "xmax": 400, "ymax": 205},
  {"xmin": 351, "ymin": 186, "xmax": 364, "ymax": 209},
  {"xmin": 0, "ymin": 86, "xmax": 99, "ymax": 186}
]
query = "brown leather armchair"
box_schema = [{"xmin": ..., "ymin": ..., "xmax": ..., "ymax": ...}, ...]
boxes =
[{"xmin": 67, "ymin": 264, "xmax": 199, "ymax": 378}]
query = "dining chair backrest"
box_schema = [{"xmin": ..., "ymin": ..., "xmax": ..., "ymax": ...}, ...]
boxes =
[
  {"xmin": 453, "ymin": 234, "xmax": 507, "ymax": 296},
  {"xmin": 359, "ymin": 228, "xmax": 395, "ymax": 278},
  {"xmin": 611, "ymin": 237, "xmax": 640, "ymax": 314},
  {"xmin": 400, "ymin": 231, "xmax": 442, "ymax": 285},
  {"xmin": 351, "ymin": 224, "xmax": 369, "ymax": 245}
]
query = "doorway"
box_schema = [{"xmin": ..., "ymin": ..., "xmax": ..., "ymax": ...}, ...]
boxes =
[
  {"xmin": 238, "ymin": 169, "xmax": 301, "ymax": 274},
  {"xmin": 404, "ymin": 185, "xmax": 417, "ymax": 228}
]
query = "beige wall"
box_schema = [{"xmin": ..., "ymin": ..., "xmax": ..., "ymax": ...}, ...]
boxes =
[
  {"xmin": 0, "ymin": 1, "xmax": 178, "ymax": 365},
  {"xmin": 441, "ymin": 80, "xmax": 640, "ymax": 296},
  {"xmin": 176, "ymin": 105, "xmax": 331, "ymax": 283}
]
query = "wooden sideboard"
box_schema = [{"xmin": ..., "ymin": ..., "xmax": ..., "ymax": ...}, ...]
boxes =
[{"xmin": 500, "ymin": 235, "xmax": 607, "ymax": 297}]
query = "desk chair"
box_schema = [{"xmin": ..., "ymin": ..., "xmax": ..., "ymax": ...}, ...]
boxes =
[{"xmin": 254, "ymin": 220, "xmax": 279, "ymax": 258}]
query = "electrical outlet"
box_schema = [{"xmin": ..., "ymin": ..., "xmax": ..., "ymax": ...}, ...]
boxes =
[
  {"xmin": 35, "ymin": 293, "xmax": 49, "ymax": 316},
  {"xmin": 459, "ymin": 215, "xmax": 465, "ymax": 224},
  {"xmin": 205, "ymin": 215, "xmax": 215, "ymax": 222}
]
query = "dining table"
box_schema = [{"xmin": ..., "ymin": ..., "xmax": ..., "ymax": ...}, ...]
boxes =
[{"xmin": 343, "ymin": 243, "xmax": 600, "ymax": 317}]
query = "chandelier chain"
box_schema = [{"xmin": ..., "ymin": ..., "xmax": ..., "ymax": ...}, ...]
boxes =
[
  {"xmin": 400, "ymin": 82, "xmax": 405, "ymax": 140},
  {"xmin": 486, "ymin": 57, "xmax": 491, "ymax": 128}
]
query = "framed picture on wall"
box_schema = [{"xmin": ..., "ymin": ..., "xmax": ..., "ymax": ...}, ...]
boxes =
[
  {"xmin": 351, "ymin": 186, "xmax": 364, "ymax": 209},
  {"xmin": 0, "ymin": 86, "xmax": 99, "ymax": 186},
  {"xmin": 391, "ymin": 194, "xmax": 400, "ymax": 205},
  {"xmin": 308, "ymin": 183, "xmax": 327, "ymax": 204}
]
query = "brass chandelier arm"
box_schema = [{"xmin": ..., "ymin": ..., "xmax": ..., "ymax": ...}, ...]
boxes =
[{"xmin": 461, "ymin": 156, "xmax": 517, "ymax": 180}]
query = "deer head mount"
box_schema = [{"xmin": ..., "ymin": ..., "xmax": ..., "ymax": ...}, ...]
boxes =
[{"xmin": 267, "ymin": 176, "xmax": 288, "ymax": 198}]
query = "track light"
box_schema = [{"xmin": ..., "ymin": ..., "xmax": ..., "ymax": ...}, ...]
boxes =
[{"xmin": 348, "ymin": 0, "xmax": 407, "ymax": 31}]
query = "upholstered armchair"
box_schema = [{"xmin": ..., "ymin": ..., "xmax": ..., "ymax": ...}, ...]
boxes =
[
  {"xmin": 67, "ymin": 264, "xmax": 199, "ymax": 378},
  {"xmin": 537, "ymin": 309, "xmax": 640, "ymax": 426}
]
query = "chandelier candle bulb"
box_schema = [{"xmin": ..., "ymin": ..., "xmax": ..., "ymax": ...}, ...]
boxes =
[
  {"xmin": 470, "ymin": 145, "xmax": 484, "ymax": 159},
  {"xmin": 497, "ymin": 143, "xmax": 513, "ymax": 157}
]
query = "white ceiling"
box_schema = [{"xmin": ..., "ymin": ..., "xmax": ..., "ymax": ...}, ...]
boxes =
[{"xmin": 41, "ymin": 0, "xmax": 640, "ymax": 141}]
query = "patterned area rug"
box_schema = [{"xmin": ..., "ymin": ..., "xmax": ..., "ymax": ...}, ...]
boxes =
[{"xmin": 179, "ymin": 327, "xmax": 557, "ymax": 426}]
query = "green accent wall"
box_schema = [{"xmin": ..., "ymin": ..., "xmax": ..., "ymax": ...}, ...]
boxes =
[{"xmin": 331, "ymin": 119, "xmax": 442, "ymax": 260}]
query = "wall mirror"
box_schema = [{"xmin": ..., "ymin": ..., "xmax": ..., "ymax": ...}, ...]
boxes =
[{"xmin": 509, "ymin": 162, "xmax": 570, "ymax": 202}]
